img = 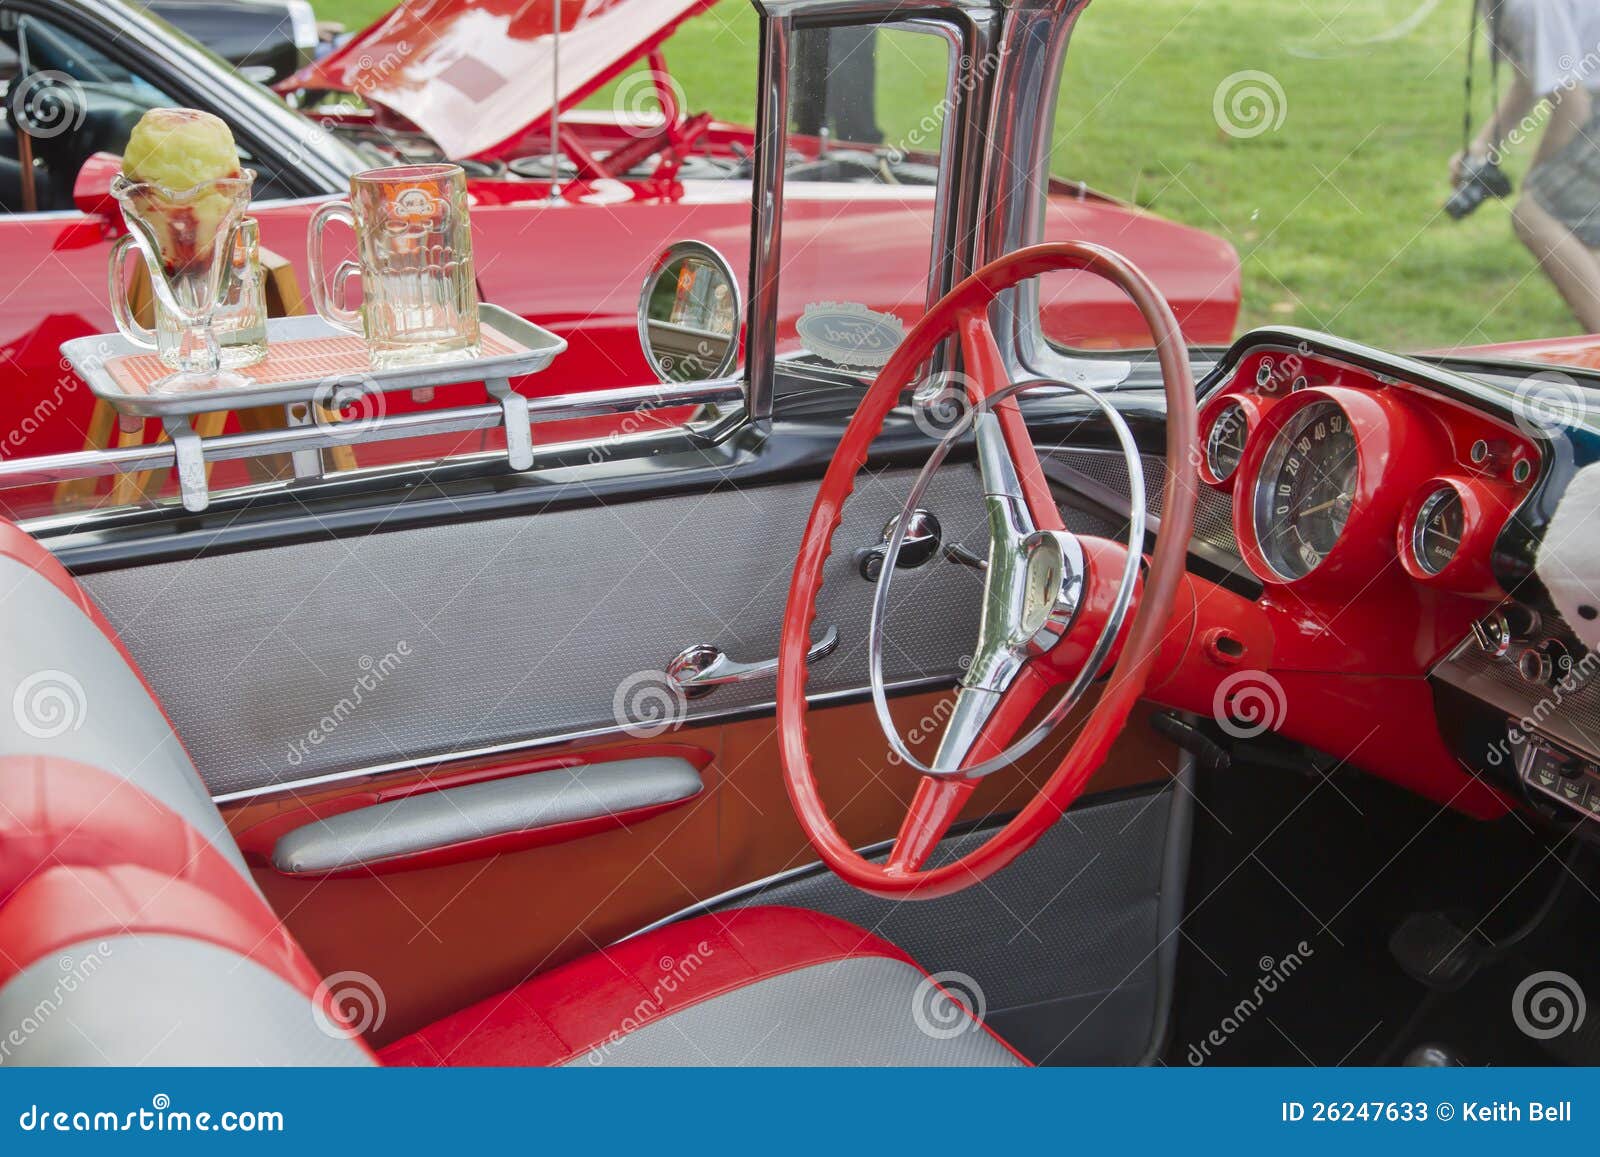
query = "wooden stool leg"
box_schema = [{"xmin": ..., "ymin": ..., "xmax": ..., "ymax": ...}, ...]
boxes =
[
  {"xmin": 55, "ymin": 399, "xmax": 119, "ymax": 510},
  {"xmin": 236, "ymin": 406, "xmax": 294, "ymax": 481},
  {"xmin": 316, "ymin": 404, "xmax": 359, "ymax": 473},
  {"xmin": 109, "ymin": 415, "xmax": 149, "ymax": 507}
]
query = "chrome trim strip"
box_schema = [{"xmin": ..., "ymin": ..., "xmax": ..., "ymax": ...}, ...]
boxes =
[
  {"xmin": 745, "ymin": 9, "xmax": 790, "ymax": 424},
  {"xmin": 0, "ymin": 379, "xmax": 744, "ymax": 495},
  {"xmin": 617, "ymin": 844, "xmax": 901, "ymax": 942},
  {"xmin": 209, "ymin": 672, "xmax": 953, "ymax": 805}
]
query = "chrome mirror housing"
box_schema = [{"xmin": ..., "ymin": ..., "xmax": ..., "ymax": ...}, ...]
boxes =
[{"xmin": 638, "ymin": 240, "xmax": 742, "ymax": 384}]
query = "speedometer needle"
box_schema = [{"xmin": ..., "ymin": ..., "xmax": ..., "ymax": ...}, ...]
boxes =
[{"xmin": 1298, "ymin": 496, "xmax": 1346, "ymax": 516}]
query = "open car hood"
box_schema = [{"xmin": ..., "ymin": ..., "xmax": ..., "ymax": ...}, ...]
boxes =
[{"xmin": 278, "ymin": 0, "xmax": 714, "ymax": 161}]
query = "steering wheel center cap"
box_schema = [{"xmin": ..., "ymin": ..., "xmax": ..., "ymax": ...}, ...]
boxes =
[
  {"xmin": 1014, "ymin": 530, "xmax": 1085, "ymax": 652},
  {"xmin": 1019, "ymin": 533, "xmax": 1063, "ymax": 633}
]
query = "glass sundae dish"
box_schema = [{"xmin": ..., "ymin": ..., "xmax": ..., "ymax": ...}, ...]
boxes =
[{"xmin": 110, "ymin": 108, "xmax": 256, "ymax": 393}]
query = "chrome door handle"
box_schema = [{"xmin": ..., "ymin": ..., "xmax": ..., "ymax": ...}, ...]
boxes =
[{"xmin": 668, "ymin": 625, "xmax": 840, "ymax": 697}]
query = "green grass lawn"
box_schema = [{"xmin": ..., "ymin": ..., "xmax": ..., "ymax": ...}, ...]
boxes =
[{"xmin": 311, "ymin": 0, "xmax": 1580, "ymax": 351}]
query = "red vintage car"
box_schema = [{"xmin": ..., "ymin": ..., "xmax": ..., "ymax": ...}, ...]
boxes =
[
  {"xmin": 1, "ymin": 0, "xmax": 1598, "ymax": 1088},
  {"xmin": 0, "ymin": 0, "xmax": 1240, "ymax": 519}
]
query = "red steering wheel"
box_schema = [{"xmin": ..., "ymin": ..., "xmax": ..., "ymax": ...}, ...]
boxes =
[{"xmin": 777, "ymin": 241, "xmax": 1199, "ymax": 899}]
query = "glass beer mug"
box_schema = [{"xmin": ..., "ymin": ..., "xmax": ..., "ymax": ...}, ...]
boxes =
[{"xmin": 308, "ymin": 163, "xmax": 481, "ymax": 369}]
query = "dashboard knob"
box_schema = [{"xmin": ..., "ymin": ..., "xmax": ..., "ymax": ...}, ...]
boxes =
[
  {"xmin": 1517, "ymin": 639, "xmax": 1576, "ymax": 687},
  {"xmin": 1473, "ymin": 604, "xmax": 1541, "ymax": 657},
  {"xmin": 1517, "ymin": 647, "xmax": 1553, "ymax": 685}
]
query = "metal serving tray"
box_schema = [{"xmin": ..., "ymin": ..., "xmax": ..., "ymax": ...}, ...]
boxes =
[
  {"xmin": 56, "ymin": 304, "xmax": 567, "ymax": 513},
  {"xmin": 60, "ymin": 303, "xmax": 565, "ymax": 419}
]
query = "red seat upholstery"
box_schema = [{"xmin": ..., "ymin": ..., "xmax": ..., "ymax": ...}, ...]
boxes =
[
  {"xmin": 0, "ymin": 521, "xmax": 1026, "ymax": 1067},
  {"xmin": 383, "ymin": 906, "xmax": 1027, "ymax": 1067},
  {"xmin": 0, "ymin": 523, "xmax": 375, "ymax": 1065}
]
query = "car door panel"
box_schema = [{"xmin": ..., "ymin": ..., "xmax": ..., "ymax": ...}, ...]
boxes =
[
  {"xmin": 77, "ymin": 466, "xmax": 990, "ymax": 797},
  {"xmin": 55, "ymin": 455, "xmax": 1180, "ymax": 1046}
]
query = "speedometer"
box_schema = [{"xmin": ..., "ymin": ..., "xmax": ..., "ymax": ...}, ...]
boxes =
[{"xmin": 1251, "ymin": 400, "xmax": 1358, "ymax": 580}]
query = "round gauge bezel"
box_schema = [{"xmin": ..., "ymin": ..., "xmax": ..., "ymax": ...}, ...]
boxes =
[
  {"xmin": 1197, "ymin": 393, "xmax": 1261, "ymax": 488},
  {"xmin": 1232, "ymin": 385, "xmax": 1441, "ymax": 590},
  {"xmin": 1396, "ymin": 474, "xmax": 1514, "ymax": 593},
  {"xmin": 1409, "ymin": 483, "xmax": 1463, "ymax": 577},
  {"xmin": 1248, "ymin": 398, "xmax": 1358, "ymax": 582}
]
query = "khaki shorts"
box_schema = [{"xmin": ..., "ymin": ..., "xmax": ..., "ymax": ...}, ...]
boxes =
[{"xmin": 1527, "ymin": 105, "xmax": 1600, "ymax": 248}]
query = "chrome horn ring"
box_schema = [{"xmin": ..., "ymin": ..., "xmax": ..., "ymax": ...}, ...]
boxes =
[{"xmin": 866, "ymin": 379, "xmax": 1146, "ymax": 779}]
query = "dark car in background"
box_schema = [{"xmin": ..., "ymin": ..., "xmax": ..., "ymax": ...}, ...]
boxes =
[{"xmin": 138, "ymin": 0, "xmax": 326, "ymax": 81}]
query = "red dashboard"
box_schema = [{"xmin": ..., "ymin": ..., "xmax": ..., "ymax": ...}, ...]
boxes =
[{"xmin": 1176, "ymin": 344, "xmax": 1542, "ymax": 817}]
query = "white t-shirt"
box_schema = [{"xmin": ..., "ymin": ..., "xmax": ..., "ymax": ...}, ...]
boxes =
[{"xmin": 1496, "ymin": 0, "xmax": 1600, "ymax": 97}]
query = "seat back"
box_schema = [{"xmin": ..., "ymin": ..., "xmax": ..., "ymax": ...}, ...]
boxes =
[{"xmin": 0, "ymin": 523, "xmax": 373, "ymax": 1065}]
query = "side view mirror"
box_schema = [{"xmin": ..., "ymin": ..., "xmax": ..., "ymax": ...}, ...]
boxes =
[
  {"xmin": 72, "ymin": 152, "xmax": 124, "ymax": 226},
  {"xmin": 638, "ymin": 240, "xmax": 742, "ymax": 383}
]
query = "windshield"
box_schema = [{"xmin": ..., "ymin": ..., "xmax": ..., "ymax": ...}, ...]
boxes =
[{"xmin": 1037, "ymin": 0, "xmax": 1600, "ymax": 368}]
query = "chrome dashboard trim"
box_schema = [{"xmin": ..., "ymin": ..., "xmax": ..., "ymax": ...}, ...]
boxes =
[{"xmin": 1430, "ymin": 626, "xmax": 1600, "ymax": 764}]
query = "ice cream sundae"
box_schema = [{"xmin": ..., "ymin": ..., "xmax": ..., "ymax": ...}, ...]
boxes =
[
  {"xmin": 118, "ymin": 108, "xmax": 251, "ymax": 275},
  {"xmin": 109, "ymin": 108, "xmax": 258, "ymax": 390}
]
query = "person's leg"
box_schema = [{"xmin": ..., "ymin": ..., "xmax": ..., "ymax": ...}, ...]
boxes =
[{"xmin": 1512, "ymin": 195, "xmax": 1600, "ymax": 333}]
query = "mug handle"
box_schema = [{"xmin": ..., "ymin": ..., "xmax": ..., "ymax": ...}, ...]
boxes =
[
  {"xmin": 307, "ymin": 200, "xmax": 363, "ymax": 335},
  {"xmin": 107, "ymin": 234, "xmax": 158, "ymax": 351}
]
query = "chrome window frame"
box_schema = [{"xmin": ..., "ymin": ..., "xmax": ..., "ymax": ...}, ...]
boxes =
[
  {"xmin": 747, "ymin": 0, "xmax": 1003, "ymax": 414},
  {"xmin": 996, "ymin": 0, "xmax": 1181, "ymax": 390}
]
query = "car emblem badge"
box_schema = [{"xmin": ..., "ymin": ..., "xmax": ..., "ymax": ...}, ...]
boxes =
[{"xmin": 796, "ymin": 302, "xmax": 905, "ymax": 369}]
